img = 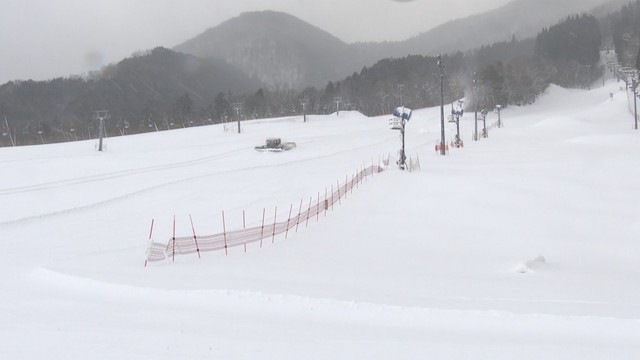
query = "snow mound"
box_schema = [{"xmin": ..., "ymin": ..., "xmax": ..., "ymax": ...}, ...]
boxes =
[{"xmin": 515, "ymin": 255, "xmax": 547, "ymax": 274}]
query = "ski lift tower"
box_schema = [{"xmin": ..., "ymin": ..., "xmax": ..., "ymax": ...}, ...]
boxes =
[
  {"xmin": 93, "ymin": 110, "xmax": 111, "ymax": 151},
  {"xmin": 437, "ymin": 54, "xmax": 446, "ymax": 155}
]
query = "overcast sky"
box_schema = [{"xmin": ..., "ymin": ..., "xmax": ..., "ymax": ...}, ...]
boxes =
[{"xmin": 1, "ymin": 0, "xmax": 512, "ymax": 84}]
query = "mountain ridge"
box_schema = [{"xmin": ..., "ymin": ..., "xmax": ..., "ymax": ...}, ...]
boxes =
[{"xmin": 174, "ymin": 0, "xmax": 616, "ymax": 89}]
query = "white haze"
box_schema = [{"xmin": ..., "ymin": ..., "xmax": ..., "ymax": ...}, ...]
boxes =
[{"xmin": 0, "ymin": 0, "xmax": 512, "ymax": 83}]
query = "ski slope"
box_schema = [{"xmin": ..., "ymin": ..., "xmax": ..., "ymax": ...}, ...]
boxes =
[{"xmin": 0, "ymin": 80, "xmax": 639, "ymax": 359}]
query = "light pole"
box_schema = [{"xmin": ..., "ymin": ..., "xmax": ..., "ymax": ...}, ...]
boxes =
[
  {"xmin": 437, "ymin": 54, "xmax": 446, "ymax": 155},
  {"xmin": 633, "ymin": 79, "xmax": 638, "ymax": 130},
  {"xmin": 496, "ymin": 105, "xmax": 503, "ymax": 128},
  {"xmin": 300, "ymin": 98, "xmax": 309, "ymax": 123},
  {"xmin": 473, "ymin": 72, "xmax": 479, "ymax": 141},
  {"xmin": 334, "ymin": 97, "xmax": 342, "ymax": 116},
  {"xmin": 93, "ymin": 110, "xmax": 111, "ymax": 151},
  {"xmin": 233, "ymin": 103, "xmax": 242, "ymax": 134}
]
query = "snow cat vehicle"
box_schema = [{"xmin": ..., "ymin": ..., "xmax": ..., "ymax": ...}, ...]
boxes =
[{"xmin": 254, "ymin": 138, "xmax": 297, "ymax": 152}]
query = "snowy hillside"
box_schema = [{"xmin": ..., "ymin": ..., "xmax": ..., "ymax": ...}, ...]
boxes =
[{"xmin": 1, "ymin": 80, "xmax": 639, "ymax": 359}]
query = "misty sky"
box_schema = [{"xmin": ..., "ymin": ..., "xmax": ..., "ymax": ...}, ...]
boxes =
[{"xmin": 1, "ymin": 0, "xmax": 512, "ymax": 84}]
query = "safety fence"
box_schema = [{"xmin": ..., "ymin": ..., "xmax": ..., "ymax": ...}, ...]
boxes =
[{"xmin": 145, "ymin": 161, "xmax": 387, "ymax": 265}]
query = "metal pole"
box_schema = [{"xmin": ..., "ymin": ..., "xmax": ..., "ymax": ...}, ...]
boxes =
[
  {"xmin": 98, "ymin": 118, "xmax": 104, "ymax": 151},
  {"xmin": 473, "ymin": 72, "xmax": 478, "ymax": 141},
  {"xmin": 400, "ymin": 119, "xmax": 406, "ymax": 170},
  {"xmin": 94, "ymin": 110, "xmax": 110, "ymax": 152},
  {"xmin": 634, "ymin": 80, "xmax": 638, "ymax": 130},
  {"xmin": 236, "ymin": 108, "xmax": 241, "ymax": 134},
  {"xmin": 438, "ymin": 54, "xmax": 446, "ymax": 155},
  {"xmin": 456, "ymin": 115, "xmax": 460, "ymax": 144},
  {"xmin": 301, "ymin": 98, "xmax": 309, "ymax": 123}
]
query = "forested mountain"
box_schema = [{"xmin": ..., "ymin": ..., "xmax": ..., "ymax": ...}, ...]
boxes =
[
  {"xmin": 174, "ymin": 11, "xmax": 365, "ymax": 89},
  {"xmin": 0, "ymin": 47, "xmax": 262, "ymax": 146},
  {"xmin": 0, "ymin": 1, "xmax": 629, "ymax": 147},
  {"xmin": 356, "ymin": 0, "xmax": 610, "ymax": 61},
  {"xmin": 175, "ymin": 0, "xmax": 613, "ymax": 90},
  {"xmin": 535, "ymin": 14, "xmax": 602, "ymax": 88},
  {"xmin": 604, "ymin": 0, "xmax": 640, "ymax": 67}
]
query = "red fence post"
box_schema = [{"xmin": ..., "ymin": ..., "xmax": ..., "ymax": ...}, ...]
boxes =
[
  {"xmin": 344, "ymin": 175, "xmax": 348, "ymax": 199},
  {"xmin": 222, "ymin": 211, "xmax": 228, "ymax": 256},
  {"xmin": 305, "ymin": 196, "xmax": 312, "ymax": 227},
  {"xmin": 331, "ymin": 185, "xmax": 334, "ymax": 211},
  {"xmin": 351, "ymin": 173, "xmax": 355, "ymax": 194},
  {"xmin": 242, "ymin": 210, "xmax": 247, "ymax": 253},
  {"xmin": 296, "ymin": 198, "xmax": 303, "ymax": 232},
  {"xmin": 172, "ymin": 215, "xmax": 176, "ymax": 263},
  {"xmin": 260, "ymin": 208, "xmax": 266, "ymax": 248},
  {"xmin": 144, "ymin": 218, "xmax": 155, "ymax": 267},
  {"xmin": 316, "ymin": 192, "xmax": 320, "ymax": 222},
  {"xmin": 271, "ymin": 206, "xmax": 278, "ymax": 244},
  {"xmin": 285, "ymin": 203, "xmax": 293, "ymax": 239},
  {"xmin": 324, "ymin": 188, "xmax": 328, "ymax": 217},
  {"xmin": 189, "ymin": 214, "xmax": 201, "ymax": 259}
]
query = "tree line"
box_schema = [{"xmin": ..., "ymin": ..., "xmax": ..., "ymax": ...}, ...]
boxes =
[{"xmin": 1, "ymin": 11, "xmax": 612, "ymax": 147}]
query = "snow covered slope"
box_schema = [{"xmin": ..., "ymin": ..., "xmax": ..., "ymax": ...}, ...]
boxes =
[{"xmin": 0, "ymin": 80, "xmax": 639, "ymax": 359}]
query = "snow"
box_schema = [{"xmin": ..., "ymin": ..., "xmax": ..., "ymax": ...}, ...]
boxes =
[{"xmin": 1, "ymin": 80, "xmax": 639, "ymax": 359}]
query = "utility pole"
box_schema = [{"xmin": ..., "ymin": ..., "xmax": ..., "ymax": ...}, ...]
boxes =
[
  {"xmin": 233, "ymin": 103, "xmax": 242, "ymax": 134},
  {"xmin": 633, "ymin": 79, "xmax": 638, "ymax": 130},
  {"xmin": 300, "ymin": 98, "xmax": 309, "ymax": 123},
  {"xmin": 473, "ymin": 72, "xmax": 479, "ymax": 141},
  {"xmin": 437, "ymin": 54, "xmax": 446, "ymax": 155},
  {"xmin": 93, "ymin": 110, "xmax": 111, "ymax": 151},
  {"xmin": 334, "ymin": 97, "xmax": 342, "ymax": 116}
]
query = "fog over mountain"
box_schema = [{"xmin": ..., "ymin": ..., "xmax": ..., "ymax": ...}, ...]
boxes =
[
  {"xmin": 175, "ymin": 0, "xmax": 618, "ymax": 89},
  {"xmin": 1, "ymin": 0, "xmax": 512, "ymax": 84}
]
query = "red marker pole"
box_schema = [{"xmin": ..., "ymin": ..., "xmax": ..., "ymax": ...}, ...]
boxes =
[
  {"xmin": 189, "ymin": 214, "xmax": 201, "ymax": 259},
  {"xmin": 222, "ymin": 211, "xmax": 228, "ymax": 256},
  {"xmin": 271, "ymin": 206, "xmax": 278, "ymax": 244},
  {"xmin": 260, "ymin": 208, "xmax": 266, "ymax": 248},
  {"xmin": 285, "ymin": 203, "xmax": 293, "ymax": 239},
  {"xmin": 144, "ymin": 219, "xmax": 155, "ymax": 267},
  {"xmin": 172, "ymin": 216, "xmax": 176, "ymax": 263}
]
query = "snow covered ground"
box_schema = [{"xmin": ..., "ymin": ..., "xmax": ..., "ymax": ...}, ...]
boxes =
[{"xmin": 1, "ymin": 80, "xmax": 639, "ymax": 359}]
